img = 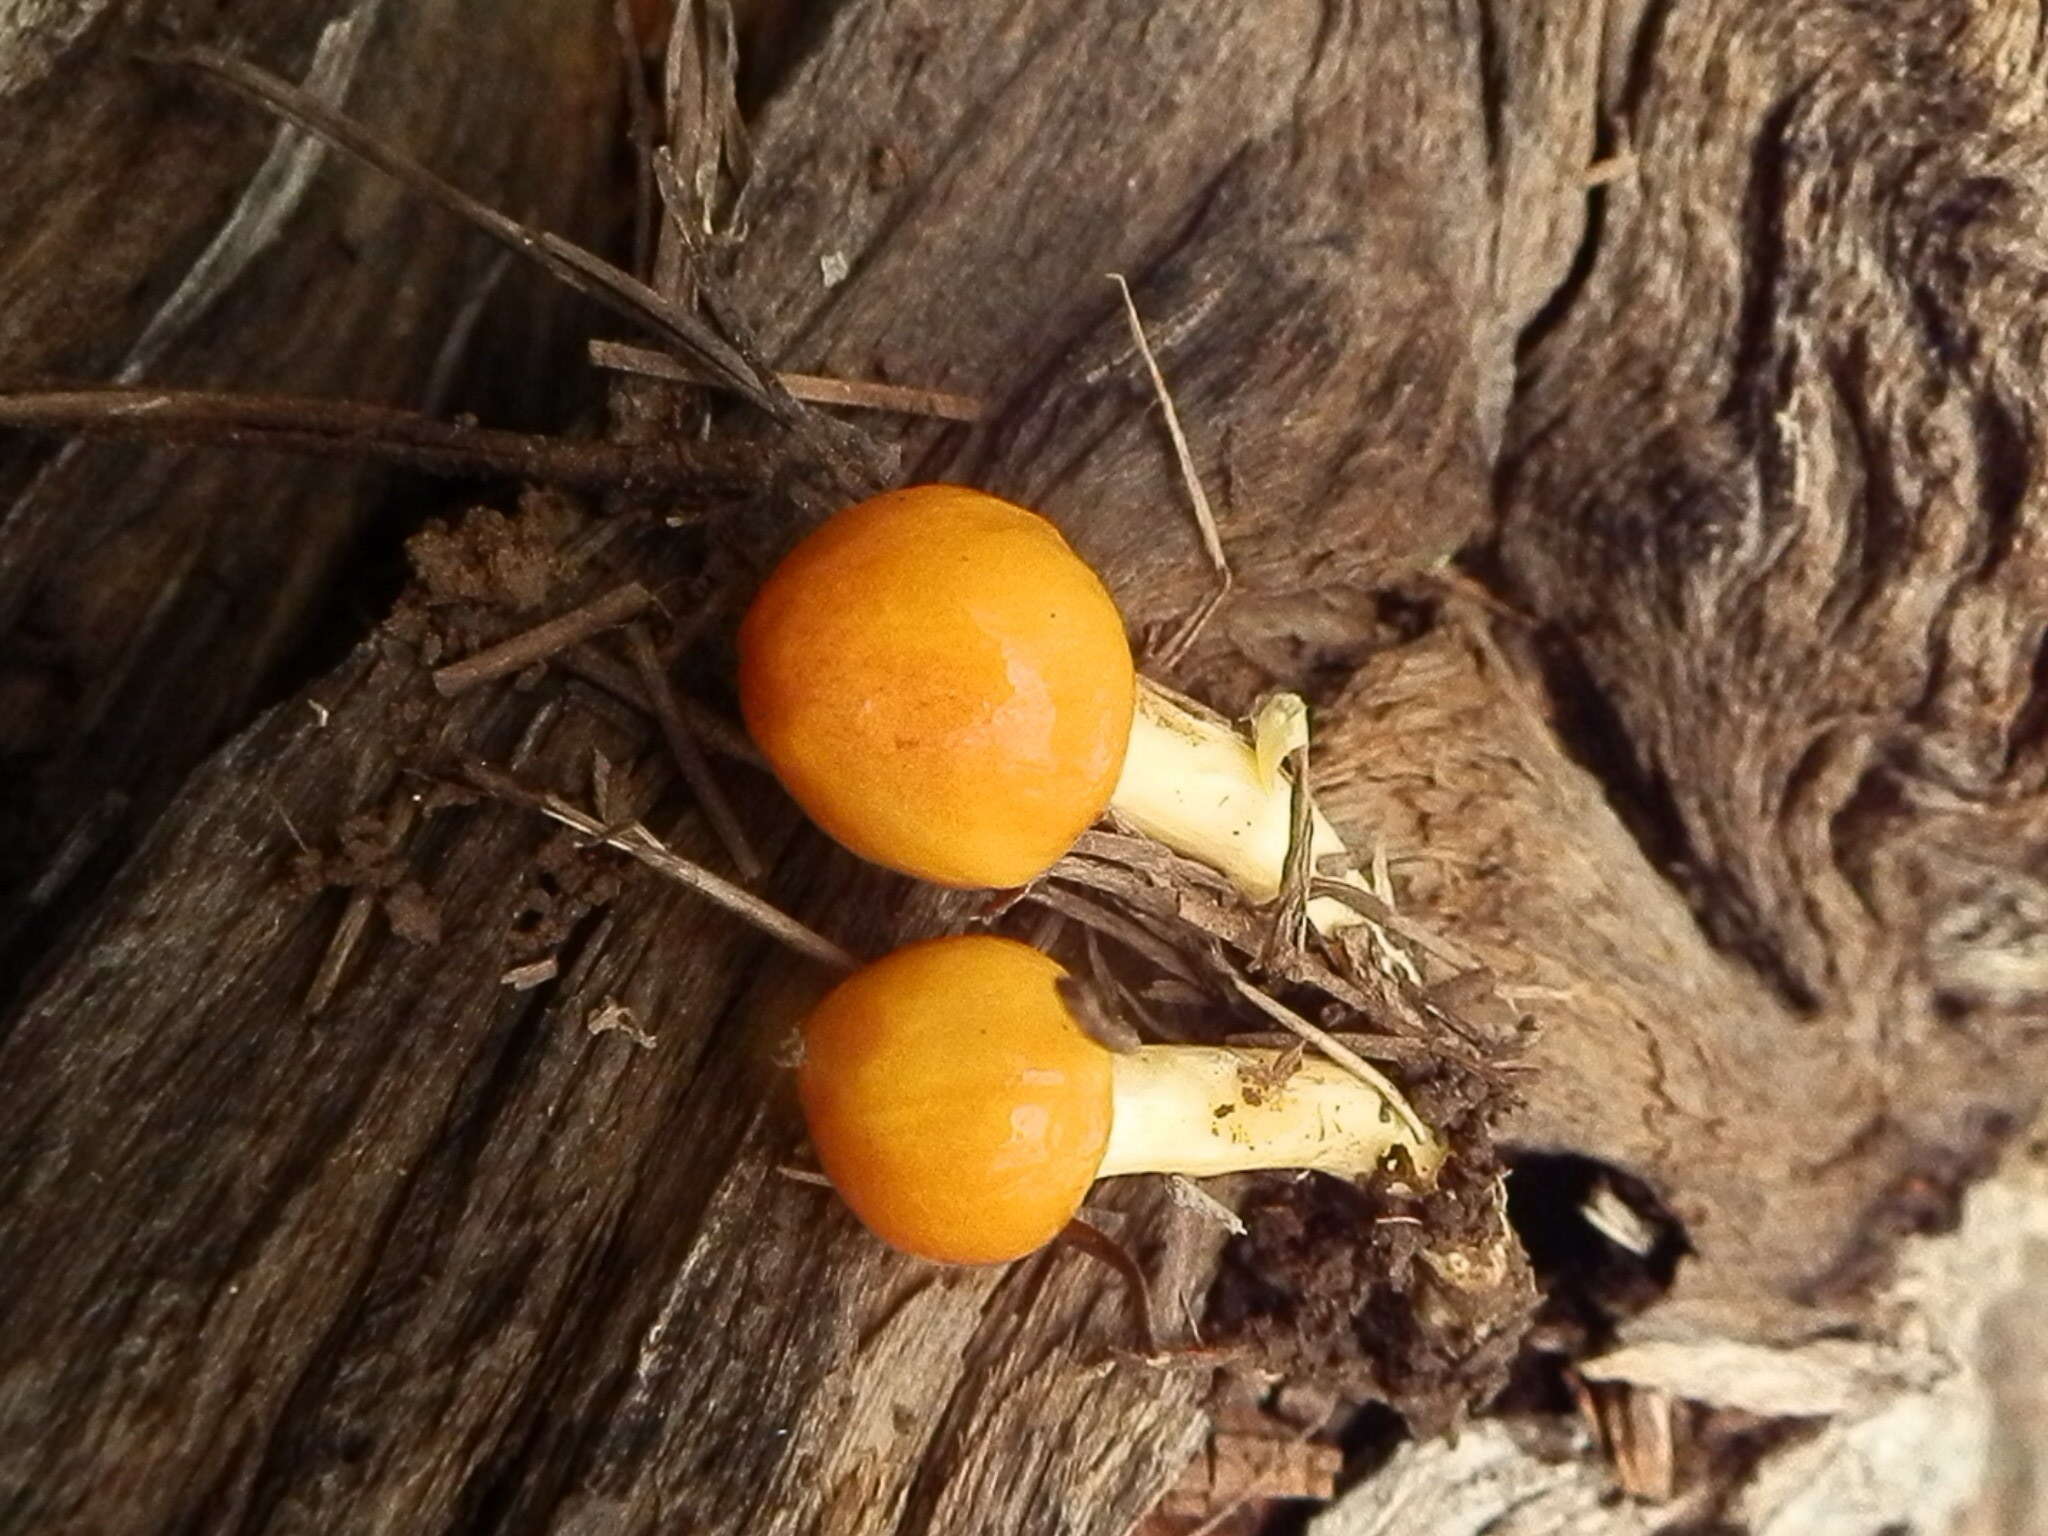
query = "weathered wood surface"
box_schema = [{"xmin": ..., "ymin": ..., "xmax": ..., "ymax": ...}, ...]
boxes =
[
  {"xmin": 0, "ymin": 0, "xmax": 617, "ymax": 976},
  {"xmin": 6, "ymin": 0, "xmax": 2048, "ymax": 1531},
  {"xmin": 1489, "ymin": 0, "xmax": 2048, "ymax": 1338}
]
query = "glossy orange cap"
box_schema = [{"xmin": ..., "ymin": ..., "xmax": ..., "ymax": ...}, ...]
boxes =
[
  {"xmin": 796, "ymin": 934, "xmax": 1114, "ymax": 1264},
  {"xmin": 739, "ymin": 485, "xmax": 1136, "ymax": 888}
]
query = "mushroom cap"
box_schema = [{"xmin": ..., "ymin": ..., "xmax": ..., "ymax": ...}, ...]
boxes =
[
  {"xmin": 797, "ymin": 934, "xmax": 1114, "ymax": 1264},
  {"xmin": 739, "ymin": 485, "xmax": 1135, "ymax": 888}
]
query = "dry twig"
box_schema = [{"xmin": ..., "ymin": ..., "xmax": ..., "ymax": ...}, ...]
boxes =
[
  {"xmin": 1024, "ymin": 883, "xmax": 1205, "ymax": 986},
  {"xmin": 0, "ymin": 386, "xmax": 754, "ymax": 493},
  {"xmin": 592, "ymin": 339, "xmax": 987, "ymax": 422},
  {"xmin": 1224, "ymin": 976, "xmax": 1434, "ymax": 1148},
  {"xmin": 433, "ymin": 584, "xmax": 654, "ymax": 697},
  {"xmin": 622, "ymin": 621, "xmax": 764, "ymax": 879},
  {"xmin": 1308, "ymin": 876, "xmax": 1482, "ymax": 973},
  {"xmin": 153, "ymin": 46, "xmax": 888, "ymax": 496},
  {"xmin": 462, "ymin": 762, "xmax": 857, "ymax": 972},
  {"xmin": 1263, "ymin": 751, "xmax": 1316, "ymax": 965},
  {"xmin": 1109, "ymin": 273, "xmax": 1231, "ymax": 663}
]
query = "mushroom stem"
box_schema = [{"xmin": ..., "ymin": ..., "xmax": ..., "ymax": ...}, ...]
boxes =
[
  {"xmin": 1109, "ymin": 681, "xmax": 1406, "ymax": 954},
  {"xmin": 1097, "ymin": 1045, "xmax": 1443, "ymax": 1184}
]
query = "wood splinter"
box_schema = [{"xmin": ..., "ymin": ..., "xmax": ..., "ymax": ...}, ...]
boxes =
[
  {"xmin": 432, "ymin": 583, "xmax": 653, "ymax": 697},
  {"xmin": 621, "ymin": 620, "xmax": 764, "ymax": 880}
]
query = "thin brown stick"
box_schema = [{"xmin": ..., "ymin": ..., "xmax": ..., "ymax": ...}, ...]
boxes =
[
  {"xmin": 648, "ymin": 149, "xmax": 764, "ymax": 358},
  {"xmin": 1224, "ymin": 976, "xmax": 1434, "ymax": 1148},
  {"xmin": 774, "ymin": 371, "xmax": 988, "ymax": 423},
  {"xmin": 593, "ymin": 339, "xmax": 989, "ymax": 423},
  {"xmin": 153, "ymin": 46, "xmax": 888, "ymax": 496},
  {"xmin": 1058, "ymin": 1215, "xmax": 1159, "ymax": 1357},
  {"xmin": 463, "ymin": 763, "xmax": 858, "ymax": 971},
  {"xmin": 1023, "ymin": 885, "xmax": 1203, "ymax": 986},
  {"xmin": 0, "ymin": 385, "xmax": 754, "ymax": 493},
  {"xmin": 1109, "ymin": 272, "xmax": 1231, "ymax": 662},
  {"xmin": 151, "ymin": 50, "xmax": 757, "ymax": 398},
  {"xmin": 434, "ymin": 584, "xmax": 654, "ymax": 697},
  {"xmin": 622, "ymin": 621, "xmax": 764, "ymax": 880},
  {"xmin": 1263, "ymin": 748, "xmax": 1315, "ymax": 965},
  {"xmin": 1309, "ymin": 876, "xmax": 1482, "ymax": 972},
  {"xmin": 555, "ymin": 644, "xmax": 767, "ymax": 769}
]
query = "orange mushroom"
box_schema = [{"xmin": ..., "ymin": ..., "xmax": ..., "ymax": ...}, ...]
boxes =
[
  {"xmin": 795, "ymin": 933, "xmax": 1441, "ymax": 1264},
  {"xmin": 741, "ymin": 484, "xmax": 1383, "ymax": 934}
]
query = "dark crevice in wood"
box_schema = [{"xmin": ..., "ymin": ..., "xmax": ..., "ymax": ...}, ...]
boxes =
[
  {"xmin": 1504, "ymin": 1148, "xmax": 1688, "ymax": 1338},
  {"xmin": 1970, "ymin": 384, "xmax": 2031, "ymax": 585},
  {"xmin": 733, "ymin": 0, "xmax": 856, "ymax": 119},
  {"xmin": 1723, "ymin": 88, "xmax": 1803, "ymax": 441},
  {"xmin": 2004, "ymin": 627, "xmax": 2048, "ymax": 776},
  {"xmin": 256, "ymin": 469, "xmax": 446, "ymax": 722},
  {"xmin": 1504, "ymin": 172, "xmax": 1608, "ymax": 382},
  {"xmin": 0, "ymin": 790, "xmax": 135, "ymax": 1028},
  {"xmin": 1817, "ymin": 336, "xmax": 1909, "ymax": 641},
  {"xmin": 1520, "ymin": 627, "xmax": 1689, "ymax": 881},
  {"xmin": 1472, "ymin": 0, "xmax": 1507, "ymax": 172},
  {"xmin": 1522, "ymin": 623, "xmax": 1823, "ymax": 1014},
  {"xmin": 1613, "ymin": 0, "xmax": 1677, "ymax": 130}
]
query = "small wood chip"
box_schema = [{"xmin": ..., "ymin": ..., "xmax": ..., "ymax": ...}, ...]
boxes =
[
  {"xmin": 1155, "ymin": 1430, "xmax": 1340, "ymax": 1519},
  {"xmin": 501, "ymin": 958, "xmax": 559, "ymax": 990},
  {"xmin": 1164, "ymin": 1175, "xmax": 1246, "ymax": 1235},
  {"xmin": 587, "ymin": 995, "xmax": 657, "ymax": 1048}
]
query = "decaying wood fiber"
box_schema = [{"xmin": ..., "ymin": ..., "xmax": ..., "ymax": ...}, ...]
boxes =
[{"xmin": 0, "ymin": 0, "xmax": 616, "ymax": 964}]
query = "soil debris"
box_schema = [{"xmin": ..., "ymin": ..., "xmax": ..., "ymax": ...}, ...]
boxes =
[
  {"xmin": 407, "ymin": 491, "xmax": 580, "ymax": 611},
  {"xmin": 383, "ymin": 880, "xmax": 443, "ymax": 946},
  {"xmin": 1205, "ymin": 1123, "xmax": 1536, "ymax": 1436}
]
